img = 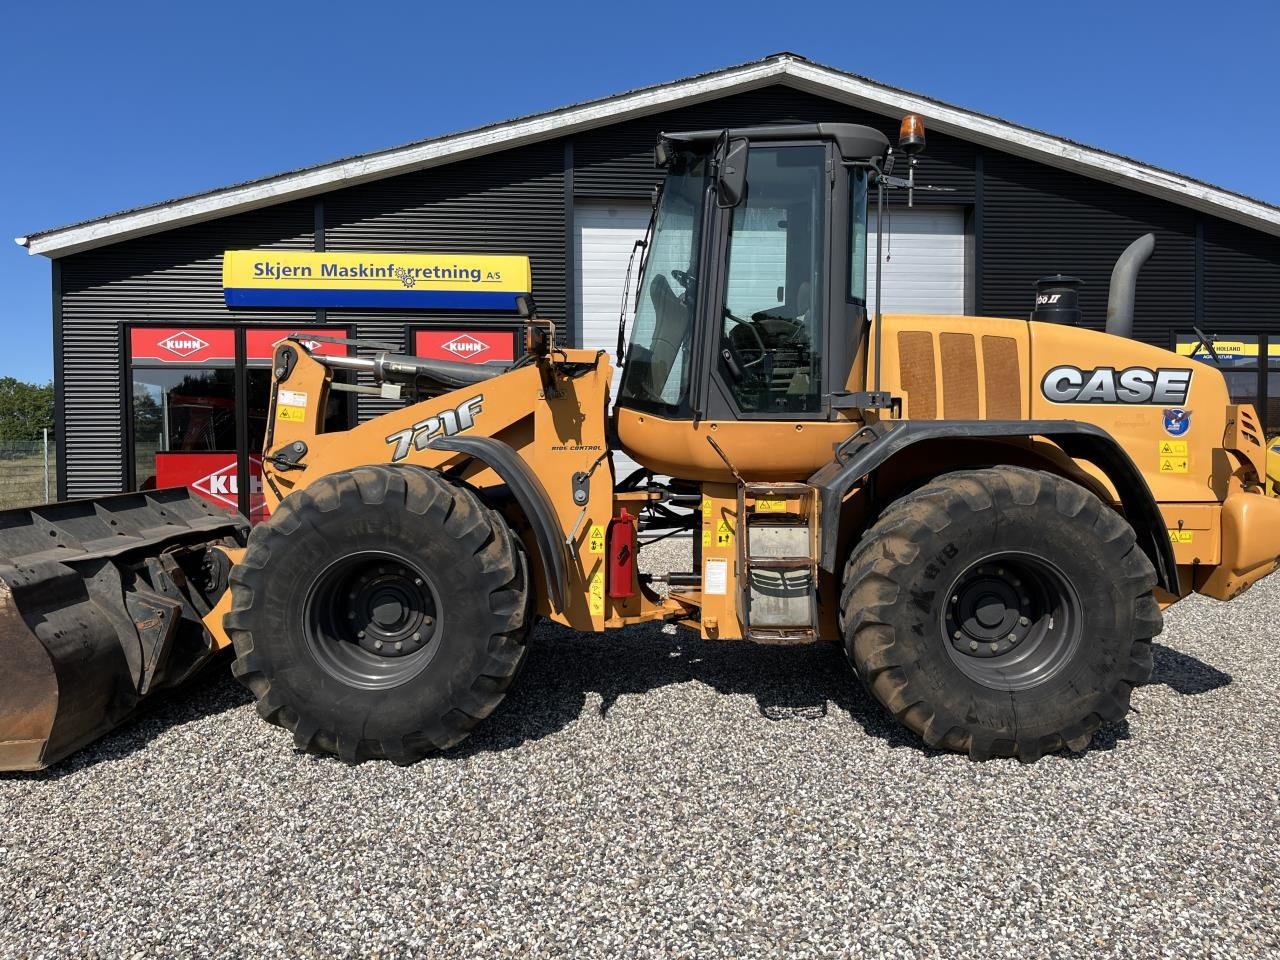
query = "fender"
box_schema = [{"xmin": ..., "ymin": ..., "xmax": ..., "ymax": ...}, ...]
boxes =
[
  {"xmin": 427, "ymin": 435, "xmax": 569, "ymax": 613},
  {"xmin": 809, "ymin": 419, "xmax": 1179, "ymax": 595}
]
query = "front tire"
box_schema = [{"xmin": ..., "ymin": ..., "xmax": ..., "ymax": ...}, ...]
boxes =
[
  {"xmin": 227, "ymin": 465, "xmax": 531, "ymax": 763},
  {"xmin": 840, "ymin": 466, "xmax": 1160, "ymax": 761}
]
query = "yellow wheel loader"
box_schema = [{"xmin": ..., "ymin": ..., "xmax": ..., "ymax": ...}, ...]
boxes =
[{"xmin": 5, "ymin": 117, "xmax": 1280, "ymax": 770}]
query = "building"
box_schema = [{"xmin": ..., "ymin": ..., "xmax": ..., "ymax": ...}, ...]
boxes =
[{"xmin": 18, "ymin": 53, "xmax": 1280, "ymax": 514}]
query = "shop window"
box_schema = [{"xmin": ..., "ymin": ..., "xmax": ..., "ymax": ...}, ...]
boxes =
[{"xmin": 128, "ymin": 325, "xmax": 352, "ymax": 521}]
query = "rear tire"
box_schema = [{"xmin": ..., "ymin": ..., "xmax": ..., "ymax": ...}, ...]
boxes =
[
  {"xmin": 227, "ymin": 465, "xmax": 531, "ymax": 763},
  {"xmin": 840, "ymin": 466, "xmax": 1160, "ymax": 761}
]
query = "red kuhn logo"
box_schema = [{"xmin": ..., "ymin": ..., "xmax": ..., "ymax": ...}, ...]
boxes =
[
  {"xmin": 441, "ymin": 334, "xmax": 489, "ymax": 360},
  {"xmin": 158, "ymin": 331, "xmax": 210, "ymax": 357}
]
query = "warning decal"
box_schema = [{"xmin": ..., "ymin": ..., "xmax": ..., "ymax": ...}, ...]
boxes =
[
  {"xmin": 588, "ymin": 524, "xmax": 605, "ymax": 555},
  {"xmin": 588, "ymin": 570, "xmax": 604, "ymax": 614}
]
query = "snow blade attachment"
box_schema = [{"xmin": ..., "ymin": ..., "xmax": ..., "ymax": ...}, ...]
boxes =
[{"xmin": 0, "ymin": 488, "xmax": 248, "ymax": 771}]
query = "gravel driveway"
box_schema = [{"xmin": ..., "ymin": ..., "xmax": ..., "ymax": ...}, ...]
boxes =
[{"xmin": 2, "ymin": 537, "xmax": 1278, "ymax": 959}]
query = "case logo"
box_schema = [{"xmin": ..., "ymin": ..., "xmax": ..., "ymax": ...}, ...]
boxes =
[
  {"xmin": 1041, "ymin": 365, "xmax": 1192, "ymax": 405},
  {"xmin": 157, "ymin": 331, "xmax": 210, "ymax": 358},
  {"xmin": 385, "ymin": 396, "xmax": 483, "ymax": 462}
]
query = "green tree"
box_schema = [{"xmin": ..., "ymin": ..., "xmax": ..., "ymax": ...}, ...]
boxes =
[{"xmin": 0, "ymin": 378, "xmax": 55, "ymax": 442}]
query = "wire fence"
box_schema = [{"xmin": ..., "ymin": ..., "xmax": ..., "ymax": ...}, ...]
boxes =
[{"xmin": 0, "ymin": 435, "xmax": 56, "ymax": 510}]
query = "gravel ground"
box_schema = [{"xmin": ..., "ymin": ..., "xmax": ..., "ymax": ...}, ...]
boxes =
[{"xmin": 2, "ymin": 536, "xmax": 1279, "ymax": 959}]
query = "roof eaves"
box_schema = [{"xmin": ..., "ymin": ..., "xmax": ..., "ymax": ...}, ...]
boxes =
[{"xmin": 18, "ymin": 51, "xmax": 1280, "ymax": 257}]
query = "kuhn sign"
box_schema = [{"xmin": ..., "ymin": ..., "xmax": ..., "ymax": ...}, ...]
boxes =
[
  {"xmin": 158, "ymin": 331, "xmax": 209, "ymax": 357},
  {"xmin": 413, "ymin": 329, "xmax": 515, "ymax": 365},
  {"xmin": 441, "ymin": 334, "xmax": 489, "ymax": 360}
]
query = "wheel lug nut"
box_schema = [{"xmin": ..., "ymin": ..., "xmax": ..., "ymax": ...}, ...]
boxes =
[
  {"xmin": 953, "ymin": 630, "xmax": 962, "ymax": 639},
  {"xmin": 414, "ymin": 578, "xmax": 424, "ymax": 587},
  {"xmin": 410, "ymin": 632, "xmax": 421, "ymax": 643},
  {"xmin": 996, "ymin": 568, "xmax": 1004, "ymax": 576},
  {"xmin": 1006, "ymin": 632, "xmax": 1016, "ymax": 641},
  {"xmin": 950, "ymin": 595, "xmax": 958, "ymax": 604},
  {"xmin": 357, "ymin": 630, "xmax": 365, "ymax": 638},
  {"xmin": 1019, "ymin": 616, "xmax": 1029, "ymax": 626},
  {"xmin": 989, "ymin": 643, "xmax": 999, "ymax": 653},
  {"xmin": 395, "ymin": 641, "xmax": 403, "ymax": 651},
  {"xmin": 969, "ymin": 641, "xmax": 978, "ymax": 651},
  {"xmin": 374, "ymin": 640, "xmax": 383, "ymax": 650},
  {"xmin": 423, "ymin": 616, "xmax": 434, "ymax": 626}
]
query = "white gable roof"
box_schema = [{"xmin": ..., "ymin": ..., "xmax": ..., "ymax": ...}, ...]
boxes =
[{"xmin": 18, "ymin": 53, "xmax": 1280, "ymax": 257}]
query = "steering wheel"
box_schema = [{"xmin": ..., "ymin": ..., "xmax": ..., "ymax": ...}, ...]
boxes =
[{"xmin": 723, "ymin": 308, "xmax": 767, "ymax": 368}]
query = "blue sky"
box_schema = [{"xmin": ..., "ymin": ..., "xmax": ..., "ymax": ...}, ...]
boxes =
[{"xmin": 2, "ymin": 0, "xmax": 1277, "ymax": 382}]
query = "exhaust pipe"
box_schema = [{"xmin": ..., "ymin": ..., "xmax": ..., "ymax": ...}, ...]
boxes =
[{"xmin": 1105, "ymin": 233, "xmax": 1155, "ymax": 338}]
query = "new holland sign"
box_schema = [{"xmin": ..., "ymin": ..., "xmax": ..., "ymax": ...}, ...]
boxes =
[{"xmin": 223, "ymin": 251, "xmax": 531, "ymax": 311}]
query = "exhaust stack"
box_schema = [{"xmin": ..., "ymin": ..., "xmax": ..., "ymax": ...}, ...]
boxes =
[{"xmin": 1105, "ymin": 233, "xmax": 1155, "ymax": 338}]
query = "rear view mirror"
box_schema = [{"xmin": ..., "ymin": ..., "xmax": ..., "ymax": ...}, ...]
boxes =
[{"xmin": 714, "ymin": 136, "xmax": 749, "ymax": 208}]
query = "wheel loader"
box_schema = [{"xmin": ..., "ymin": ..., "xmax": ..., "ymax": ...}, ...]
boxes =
[{"xmin": 5, "ymin": 116, "xmax": 1280, "ymax": 771}]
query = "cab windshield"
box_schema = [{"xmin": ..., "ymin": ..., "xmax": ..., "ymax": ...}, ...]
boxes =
[{"xmin": 616, "ymin": 151, "xmax": 708, "ymax": 415}]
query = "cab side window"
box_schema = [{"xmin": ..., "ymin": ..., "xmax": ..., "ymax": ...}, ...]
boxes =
[{"xmin": 718, "ymin": 145, "xmax": 826, "ymax": 414}]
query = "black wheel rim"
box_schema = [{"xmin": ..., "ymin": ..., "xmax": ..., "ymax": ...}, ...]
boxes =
[
  {"xmin": 940, "ymin": 551, "xmax": 1082, "ymax": 692},
  {"xmin": 304, "ymin": 551, "xmax": 441, "ymax": 690}
]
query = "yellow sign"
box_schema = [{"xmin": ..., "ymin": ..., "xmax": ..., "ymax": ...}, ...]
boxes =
[
  {"xmin": 223, "ymin": 250, "xmax": 532, "ymax": 310},
  {"xmin": 588, "ymin": 570, "xmax": 604, "ymax": 615},
  {"xmin": 716, "ymin": 519, "xmax": 733, "ymax": 547},
  {"xmin": 1158, "ymin": 440, "xmax": 1188, "ymax": 456},
  {"xmin": 1176, "ymin": 339, "xmax": 1259, "ymax": 358},
  {"xmin": 276, "ymin": 404, "xmax": 306, "ymax": 422},
  {"xmin": 1169, "ymin": 530, "xmax": 1194, "ymax": 544},
  {"xmin": 702, "ymin": 530, "xmax": 711, "ymax": 547},
  {"xmin": 587, "ymin": 524, "xmax": 605, "ymax": 555},
  {"xmin": 755, "ymin": 498, "xmax": 786, "ymax": 513},
  {"xmin": 1159, "ymin": 456, "xmax": 1189, "ymax": 474}
]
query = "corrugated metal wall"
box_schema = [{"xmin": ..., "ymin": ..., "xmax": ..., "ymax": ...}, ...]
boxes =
[
  {"xmin": 323, "ymin": 141, "xmax": 567, "ymax": 421},
  {"xmin": 1202, "ymin": 215, "xmax": 1280, "ymax": 332},
  {"xmin": 979, "ymin": 148, "xmax": 1198, "ymax": 338},
  {"xmin": 52, "ymin": 82, "xmax": 1280, "ymax": 499}
]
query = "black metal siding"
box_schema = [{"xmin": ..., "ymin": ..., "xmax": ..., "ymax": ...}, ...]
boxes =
[
  {"xmin": 573, "ymin": 85, "xmax": 977, "ymax": 205},
  {"xmin": 979, "ymin": 147, "xmax": 1198, "ymax": 341},
  {"xmin": 323, "ymin": 141, "xmax": 567, "ymax": 421},
  {"xmin": 57, "ymin": 200, "xmax": 314, "ymax": 498},
  {"xmin": 1202, "ymin": 215, "xmax": 1280, "ymax": 332}
]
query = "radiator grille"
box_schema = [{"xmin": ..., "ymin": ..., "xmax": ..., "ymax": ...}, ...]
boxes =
[
  {"xmin": 898, "ymin": 331, "xmax": 938, "ymax": 420},
  {"xmin": 982, "ymin": 335, "xmax": 1023, "ymax": 419},
  {"xmin": 940, "ymin": 333, "xmax": 979, "ymax": 419}
]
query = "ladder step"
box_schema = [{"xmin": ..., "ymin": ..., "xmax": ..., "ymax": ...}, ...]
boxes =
[
  {"xmin": 746, "ymin": 556, "xmax": 815, "ymax": 570},
  {"xmin": 745, "ymin": 482, "xmax": 811, "ymax": 496}
]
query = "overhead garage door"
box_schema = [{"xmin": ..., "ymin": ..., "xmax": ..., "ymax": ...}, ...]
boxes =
[
  {"xmin": 866, "ymin": 206, "xmax": 967, "ymax": 315},
  {"xmin": 575, "ymin": 202, "xmax": 653, "ymax": 481}
]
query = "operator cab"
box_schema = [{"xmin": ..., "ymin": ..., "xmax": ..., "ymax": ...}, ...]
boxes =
[{"xmin": 616, "ymin": 123, "xmax": 890, "ymax": 424}]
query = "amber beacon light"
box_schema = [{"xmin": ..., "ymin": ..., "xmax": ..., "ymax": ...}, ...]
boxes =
[{"xmin": 898, "ymin": 114, "xmax": 926, "ymax": 156}]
